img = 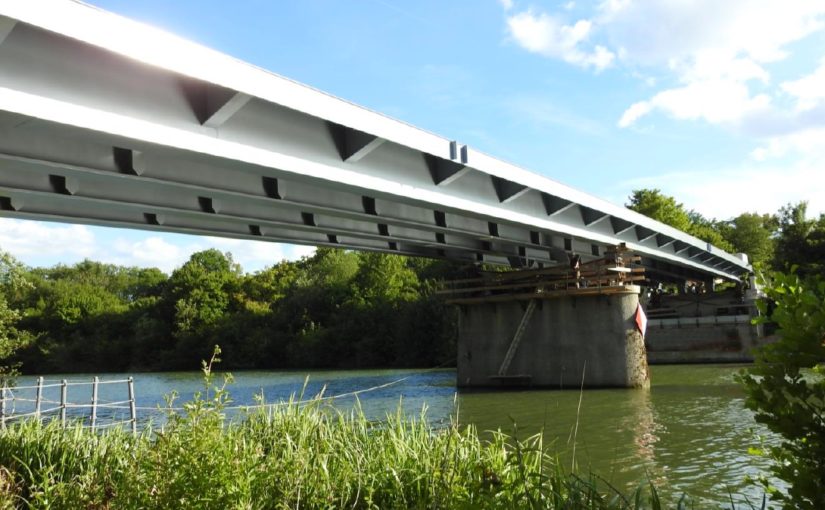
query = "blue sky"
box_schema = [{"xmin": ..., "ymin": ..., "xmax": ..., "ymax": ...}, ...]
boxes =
[{"xmin": 2, "ymin": 0, "xmax": 824, "ymax": 272}]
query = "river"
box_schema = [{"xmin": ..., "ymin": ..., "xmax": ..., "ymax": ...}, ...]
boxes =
[{"xmin": 12, "ymin": 364, "xmax": 777, "ymax": 506}]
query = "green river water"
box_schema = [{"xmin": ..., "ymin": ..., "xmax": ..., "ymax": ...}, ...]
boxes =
[{"xmin": 15, "ymin": 364, "xmax": 777, "ymax": 506}]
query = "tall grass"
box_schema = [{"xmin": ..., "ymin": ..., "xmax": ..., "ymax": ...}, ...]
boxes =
[
  {"xmin": 0, "ymin": 407, "xmax": 672, "ymax": 509},
  {"xmin": 0, "ymin": 352, "xmax": 747, "ymax": 509}
]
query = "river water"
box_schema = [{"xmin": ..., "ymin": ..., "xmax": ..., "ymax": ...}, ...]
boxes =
[{"xmin": 13, "ymin": 364, "xmax": 776, "ymax": 506}]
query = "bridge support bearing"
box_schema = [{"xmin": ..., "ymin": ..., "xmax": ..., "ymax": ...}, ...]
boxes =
[{"xmin": 456, "ymin": 287, "xmax": 650, "ymax": 389}]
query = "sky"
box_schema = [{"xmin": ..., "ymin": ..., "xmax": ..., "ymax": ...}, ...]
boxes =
[{"xmin": 2, "ymin": 0, "xmax": 824, "ymax": 273}]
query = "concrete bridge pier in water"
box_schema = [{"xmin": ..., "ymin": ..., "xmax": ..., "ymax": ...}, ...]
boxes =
[
  {"xmin": 455, "ymin": 288, "xmax": 649, "ymax": 389},
  {"xmin": 444, "ymin": 249, "xmax": 651, "ymax": 389}
]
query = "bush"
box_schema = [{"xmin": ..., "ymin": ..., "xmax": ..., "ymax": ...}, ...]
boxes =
[{"xmin": 739, "ymin": 271, "xmax": 825, "ymax": 509}]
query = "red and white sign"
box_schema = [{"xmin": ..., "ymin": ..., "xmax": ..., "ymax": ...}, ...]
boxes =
[{"xmin": 635, "ymin": 303, "xmax": 647, "ymax": 337}]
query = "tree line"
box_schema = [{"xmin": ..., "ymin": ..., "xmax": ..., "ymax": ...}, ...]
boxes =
[
  {"xmin": 0, "ymin": 188, "xmax": 823, "ymax": 376},
  {"xmin": 0, "ymin": 248, "xmax": 467, "ymax": 375}
]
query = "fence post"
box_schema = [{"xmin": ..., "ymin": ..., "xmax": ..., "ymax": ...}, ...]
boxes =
[
  {"xmin": 128, "ymin": 377, "xmax": 137, "ymax": 436},
  {"xmin": 90, "ymin": 376, "xmax": 99, "ymax": 429},
  {"xmin": 60, "ymin": 379, "xmax": 68, "ymax": 426},
  {"xmin": 1, "ymin": 384, "xmax": 6, "ymax": 429},
  {"xmin": 35, "ymin": 376, "xmax": 43, "ymax": 419}
]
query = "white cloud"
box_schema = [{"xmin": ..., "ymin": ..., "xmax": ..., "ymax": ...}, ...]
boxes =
[
  {"xmin": 505, "ymin": 0, "xmax": 825, "ymax": 73},
  {"xmin": 781, "ymin": 58, "xmax": 825, "ymax": 111},
  {"xmin": 505, "ymin": 10, "xmax": 615, "ymax": 70},
  {"xmin": 501, "ymin": 1, "xmax": 825, "ymax": 131},
  {"xmin": 618, "ymin": 101, "xmax": 652, "ymax": 128},
  {"xmin": 104, "ymin": 236, "xmax": 194, "ymax": 273},
  {"xmin": 498, "ymin": 0, "xmax": 513, "ymax": 11},
  {"xmin": 619, "ymin": 79, "xmax": 772, "ymax": 127},
  {"xmin": 599, "ymin": 0, "xmax": 825, "ymax": 66},
  {"xmin": 0, "ymin": 220, "xmax": 96, "ymax": 259},
  {"xmin": 750, "ymin": 126, "xmax": 825, "ymax": 163},
  {"xmin": 607, "ymin": 1, "xmax": 825, "ymax": 128}
]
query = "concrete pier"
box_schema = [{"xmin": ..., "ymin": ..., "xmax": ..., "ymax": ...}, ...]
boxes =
[{"xmin": 456, "ymin": 287, "xmax": 649, "ymax": 389}]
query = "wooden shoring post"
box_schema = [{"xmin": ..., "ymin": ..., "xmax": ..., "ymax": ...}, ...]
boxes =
[
  {"xmin": 91, "ymin": 376, "xmax": 99, "ymax": 429},
  {"xmin": 35, "ymin": 376, "xmax": 43, "ymax": 419},
  {"xmin": 128, "ymin": 377, "xmax": 137, "ymax": 436},
  {"xmin": 60, "ymin": 379, "xmax": 68, "ymax": 426}
]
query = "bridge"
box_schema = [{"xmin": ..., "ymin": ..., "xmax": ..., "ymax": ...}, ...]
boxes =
[
  {"xmin": 0, "ymin": 1, "xmax": 753, "ymax": 388},
  {"xmin": 0, "ymin": 1, "xmax": 749, "ymax": 283}
]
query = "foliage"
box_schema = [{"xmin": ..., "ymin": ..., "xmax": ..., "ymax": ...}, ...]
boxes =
[
  {"xmin": 685, "ymin": 212, "xmax": 734, "ymax": 253},
  {"xmin": 0, "ymin": 251, "xmax": 32, "ymax": 384},
  {"xmin": 627, "ymin": 189, "xmax": 692, "ymax": 232},
  {"xmin": 5, "ymin": 248, "xmax": 460, "ymax": 373},
  {"xmin": 773, "ymin": 202, "xmax": 825, "ymax": 277},
  {"xmin": 739, "ymin": 271, "xmax": 825, "ymax": 509},
  {"xmin": 717, "ymin": 213, "xmax": 777, "ymax": 269},
  {"xmin": 626, "ymin": 189, "xmax": 734, "ymax": 252}
]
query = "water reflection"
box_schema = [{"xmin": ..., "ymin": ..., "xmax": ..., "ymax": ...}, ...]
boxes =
[
  {"xmin": 454, "ymin": 365, "xmax": 777, "ymax": 505},
  {"xmin": 621, "ymin": 388, "xmax": 666, "ymax": 486}
]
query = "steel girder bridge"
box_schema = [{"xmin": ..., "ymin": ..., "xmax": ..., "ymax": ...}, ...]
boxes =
[{"xmin": 0, "ymin": 1, "xmax": 750, "ymax": 283}]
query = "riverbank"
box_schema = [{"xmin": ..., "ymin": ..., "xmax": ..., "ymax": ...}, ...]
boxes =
[
  {"xmin": 6, "ymin": 364, "xmax": 779, "ymax": 504},
  {"xmin": 0, "ymin": 392, "xmax": 732, "ymax": 509}
]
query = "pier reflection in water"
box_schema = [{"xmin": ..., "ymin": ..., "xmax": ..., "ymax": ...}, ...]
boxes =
[{"xmin": 457, "ymin": 364, "xmax": 778, "ymax": 505}]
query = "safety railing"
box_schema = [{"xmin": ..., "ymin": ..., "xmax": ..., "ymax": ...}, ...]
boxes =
[{"xmin": 0, "ymin": 376, "xmax": 137, "ymax": 434}]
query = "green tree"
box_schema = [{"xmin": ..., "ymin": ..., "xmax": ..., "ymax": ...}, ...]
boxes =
[
  {"xmin": 684, "ymin": 212, "xmax": 734, "ymax": 252},
  {"xmin": 718, "ymin": 213, "xmax": 777, "ymax": 269},
  {"xmin": 242, "ymin": 262, "xmax": 299, "ymax": 305},
  {"xmin": 166, "ymin": 249, "xmax": 241, "ymax": 336},
  {"xmin": 0, "ymin": 250, "xmax": 32, "ymax": 383},
  {"xmin": 297, "ymin": 248, "xmax": 359, "ymax": 289},
  {"xmin": 627, "ymin": 189, "xmax": 735, "ymax": 252},
  {"xmin": 2, "ymin": 244, "xmax": 460, "ymax": 374},
  {"xmin": 773, "ymin": 202, "xmax": 825, "ymax": 277},
  {"xmin": 739, "ymin": 272, "xmax": 825, "ymax": 509},
  {"xmin": 626, "ymin": 189, "xmax": 692, "ymax": 231},
  {"xmin": 351, "ymin": 253, "xmax": 420, "ymax": 304}
]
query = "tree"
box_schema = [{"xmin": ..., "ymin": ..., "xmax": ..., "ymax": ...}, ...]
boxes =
[
  {"xmin": 297, "ymin": 248, "xmax": 359, "ymax": 289},
  {"xmin": 1, "ymin": 244, "xmax": 459, "ymax": 373},
  {"xmin": 166, "ymin": 249, "xmax": 241, "ymax": 337},
  {"xmin": 0, "ymin": 250, "xmax": 32, "ymax": 383},
  {"xmin": 739, "ymin": 272, "xmax": 825, "ymax": 509},
  {"xmin": 718, "ymin": 213, "xmax": 777, "ymax": 269},
  {"xmin": 627, "ymin": 189, "xmax": 734, "ymax": 251},
  {"xmin": 626, "ymin": 189, "xmax": 692, "ymax": 231},
  {"xmin": 774, "ymin": 202, "xmax": 825, "ymax": 277},
  {"xmin": 351, "ymin": 253, "xmax": 420, "ymax": 304},
  {"xmin": 242, "ymin": 262, "xmax": 299, "ymax": 304}
]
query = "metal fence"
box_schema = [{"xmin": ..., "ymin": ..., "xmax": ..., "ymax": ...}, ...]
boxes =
[{"xmin": 0, "ymin": 377, "xmax": 137, "ymax": 434}]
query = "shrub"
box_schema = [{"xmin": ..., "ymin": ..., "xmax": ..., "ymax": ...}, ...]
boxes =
[{"xmin": 739, "ymin": 271, "xmax": 825, "ymax": 509}]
